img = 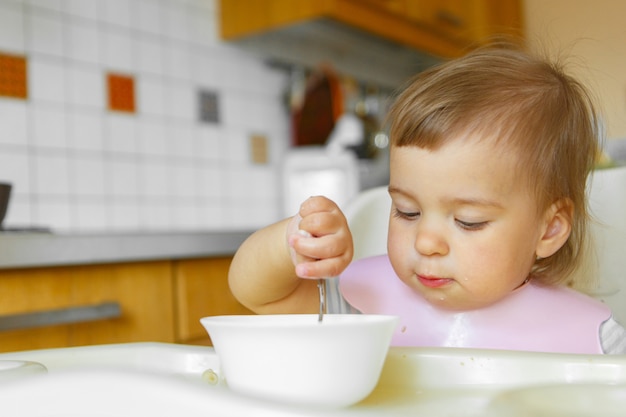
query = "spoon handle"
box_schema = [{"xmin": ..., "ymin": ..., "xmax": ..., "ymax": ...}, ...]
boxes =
[{"xmin": 317, "ymin": 279, "xmax": 326, "ymax": 322}]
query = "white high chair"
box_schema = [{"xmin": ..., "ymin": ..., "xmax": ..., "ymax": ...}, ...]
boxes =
[
  {"xmin": 588, "ymin": 166, "xmax": 626, "ymax": 325},
  {"xmin": 343, "ymin": 168, "xmax": 626, "ymax": 325},
  {"xmin": 343, "ymin": 186, "xmax": 390, "ymax": 260}
]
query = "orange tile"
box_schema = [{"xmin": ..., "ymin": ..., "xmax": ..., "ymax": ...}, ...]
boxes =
[
  {"xmin": 107, "ymin": 73, "xmax": 136, "ymax": 113},
  {"xmin": 0, "ymin": 52, "xmax": 27, "ymax": 99}
]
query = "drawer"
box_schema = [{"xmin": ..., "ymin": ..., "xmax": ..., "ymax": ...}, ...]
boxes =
[{"xmin": 0, "ymin": 261, "xmax": 175, "ymax": 352}]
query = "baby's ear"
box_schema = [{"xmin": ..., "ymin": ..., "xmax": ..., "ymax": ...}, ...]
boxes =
[{"xmin": 536, "ymin": 198, "xmax": 573, "ymax": 259}]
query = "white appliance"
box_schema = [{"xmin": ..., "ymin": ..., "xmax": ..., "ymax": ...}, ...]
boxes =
[
  {"xmin": 282, "ymin": 147, "xmax": 360, "ymax": 217},
  {"xmin": 282, "ymin": 114, "xmax": 362, "ymax": 217}
]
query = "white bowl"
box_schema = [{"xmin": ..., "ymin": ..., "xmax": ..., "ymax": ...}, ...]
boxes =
[{"xmin": 200, "ymin": 314, "xmax": 398, "ymax": 407}]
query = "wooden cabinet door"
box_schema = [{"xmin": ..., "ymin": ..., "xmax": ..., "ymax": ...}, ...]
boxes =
[
  {"xmin": 0, "ymin": 268, "xmax": 73, "ymax": 352},
  {"xmin": 406, "ymin": 0, "xmax": 524, "ymax": 45},
  {"xmin": 69, "ymin": 261, "xmax": 175, "ymax": 346},
  {"xmin": 174, "ymin": 257, "xmax": 253, "ymax": 345},
  {"xmin": 0, "ymin": 261, "xmax": 175, "ymax": 353},
  {"xmin": 220, "ymin": 0, "xmax": 328, "ymax": 39},
  {"xmin": 358, "ymin": 0, "xmax": 408, "ymax": 16},
  {"xmin": 405, "ymin": 0, "xmax": 477, "ymax": 43},
  {"xmin": 220, "ymin": 0, "xmax": 523, "ymax": 59}
]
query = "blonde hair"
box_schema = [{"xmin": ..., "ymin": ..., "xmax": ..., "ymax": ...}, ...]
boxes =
[{"xmin": 387, "ymin": 44, "xmax": 600, "ymax": 290}]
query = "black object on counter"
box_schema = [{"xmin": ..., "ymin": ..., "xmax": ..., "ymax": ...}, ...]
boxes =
[{"xmin": 0, "ymin": 183, "xmax": 11, "ymax": 230}]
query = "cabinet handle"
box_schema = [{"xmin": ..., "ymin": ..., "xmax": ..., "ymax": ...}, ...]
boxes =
[
  {"xmin": 436, "ymin": 10, "xmax": 464, "ymax": 28},
  {"xmin": 0, "ymin": 302, "xmax": 122, "ymax": 332}
]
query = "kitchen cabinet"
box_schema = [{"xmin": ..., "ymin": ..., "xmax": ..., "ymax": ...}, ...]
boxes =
[
  {"xmin": 0, "ymin": 257, "xmax": 250, "ymax": 353},
  {"xmin": 0, "ymin": 261, "xmax": 175, "ymax": 353},
  {"xmin": 405, "ymin": 0, "xmax": 485, "ymax": 44},
  {"xmin": 173, "ymin": 257, "xmax": 253, "ymax": 346},
  {"xmin": 220, "ymin": 0, "xmax": 524, "ymax": 60}
]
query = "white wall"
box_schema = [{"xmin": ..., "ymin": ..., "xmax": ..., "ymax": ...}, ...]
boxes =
[
  {"xmin": 0, "ymin": 0, "xmax": 289, "ymax": 232},
  {"xmin": 524, "ymin": 0, "xmax": 626, "ymax": 139}
]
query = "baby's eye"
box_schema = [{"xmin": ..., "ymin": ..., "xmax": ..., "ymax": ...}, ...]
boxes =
[
  {"xmin": 456, "ymin": 219, "xmax": 488, "ymax": 230},
  {"xmin": 393, "ymin": 208, "xmax": 420, "ymax": 220}
]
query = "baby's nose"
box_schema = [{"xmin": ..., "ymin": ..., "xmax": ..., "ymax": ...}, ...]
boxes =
[{"xmin": 414, "ymin": 222, "xmax": 449, "ymax": 256}]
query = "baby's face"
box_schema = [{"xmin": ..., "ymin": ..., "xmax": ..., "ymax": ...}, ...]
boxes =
[{"xmin": 387, "ymin": 136, "xmax": 552, "ymax": 310}]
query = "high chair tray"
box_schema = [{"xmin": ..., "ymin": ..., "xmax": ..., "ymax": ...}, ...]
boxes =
[{"xmin": 0, "ymin": 342, "xmax": 624, "ymax": 416}]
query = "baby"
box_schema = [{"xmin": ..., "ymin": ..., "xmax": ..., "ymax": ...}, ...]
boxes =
[{"xmin": 228, "ymin": 45, "xmax": 626, "ymax": 354}]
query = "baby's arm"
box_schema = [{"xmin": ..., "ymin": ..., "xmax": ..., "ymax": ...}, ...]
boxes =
[{"xmin": 228, "ymin": 196, "xmax": 353, "ymax": 314}]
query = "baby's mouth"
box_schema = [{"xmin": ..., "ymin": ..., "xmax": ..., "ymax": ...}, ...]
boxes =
[{"xmin": 416, "ymin": 274, "xmax": 453, "ymax": 288}]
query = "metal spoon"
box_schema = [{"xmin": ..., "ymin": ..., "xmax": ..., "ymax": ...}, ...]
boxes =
[{"xmin": 317, "ymin": 279, "xmax": 326, "ymax": 322}]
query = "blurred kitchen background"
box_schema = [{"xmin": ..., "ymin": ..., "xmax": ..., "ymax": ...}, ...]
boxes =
[{"xmin": 1, "ymin": 0, "xmax": 626, "ymax": 233}]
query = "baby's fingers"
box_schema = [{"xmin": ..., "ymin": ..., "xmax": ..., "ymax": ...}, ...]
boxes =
[
  {"xmin": 287, "ymin": 229, "xmax": 316, "ymax": 266},
  {"xmin": 292, "ymin": 233, "xmax": 348, "ymax": 261},
  {"xmin": 295, "ymin": 257, "xmax": 347, "ymax": 279}
]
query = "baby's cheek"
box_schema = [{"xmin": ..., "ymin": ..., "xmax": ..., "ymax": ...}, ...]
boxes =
[{"xmin": 387, "ymin": 233, "xmax": 412, "ymax": 265}]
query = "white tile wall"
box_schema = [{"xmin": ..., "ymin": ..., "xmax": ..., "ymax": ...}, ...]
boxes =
[
  {"xmin": 0, "ymin": 5, "xmax": 24, "ymax": 52},
  {"xmin": 67, "ymin": 21, "xmax": 100, "ymax": 64},
  {"xmin": 0, "ymin": 100, "xmax": 28, "ymax": 145},
  {"xmin": 0, "ymin": 0, "xmax": 289, "ymax": 232}
]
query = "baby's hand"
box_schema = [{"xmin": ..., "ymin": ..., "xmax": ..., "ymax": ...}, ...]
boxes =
[{"xmin": 286, "ymin": 196, "xmax": 353, "ymax": 279}]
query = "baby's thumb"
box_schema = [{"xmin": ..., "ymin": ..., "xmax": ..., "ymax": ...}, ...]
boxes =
[{"xmin": 286, "ymin": 213, "xmax": 312, "ymax": 266}]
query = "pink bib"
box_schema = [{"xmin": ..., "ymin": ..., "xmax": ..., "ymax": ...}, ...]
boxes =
[{"xmin": 339, "ymin": 255, "xmax": 610, "ymax": 354}]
